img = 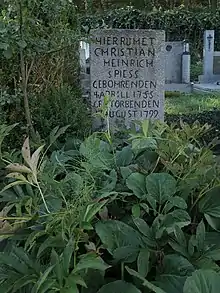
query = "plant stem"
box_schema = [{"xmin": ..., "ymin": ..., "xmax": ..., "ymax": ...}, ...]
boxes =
[
  {"xmin": 35, "ymin": 179, "xmax": 50, "ymax": 213},
  {"xmin": 121, "ymin": 262, "xmax": 124, "ymax": 280}
]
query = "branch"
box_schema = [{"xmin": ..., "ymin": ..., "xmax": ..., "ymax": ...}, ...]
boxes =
[{"xmin": 25, "ymin": 57, "xmax": 35, "ymax": 88}]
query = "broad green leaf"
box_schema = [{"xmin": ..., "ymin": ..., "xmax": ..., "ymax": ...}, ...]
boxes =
[
  {"xmin": 73, "ymin": 254, "xmax": 110, "ymax": 273},
  {"xmin": 81, "ymin": 270, "xmax": 104, "ymax": 293},
  {"xmin": 204, "ymin": 214, "xmax": 220, "ymax": 231},
  {"xmin": 97, "ymin": 280, "xmax": 141, "ymax": 293},
  {"xmin": 95, "ymin": 220, "xmax": 142, "ymax": 254},
  {"xmin": 164, "ymin": 196, "xmax": 187, "ymax": 214},
  {"xmin": 126, "ymin": 267, "xmax": 166, "ymax": 293},
  {"xmin": 116, "ymin": 146, "xmax": 133, "ymax": 167},
  {"xmin": 100, "ymin": 170, "xmax": 117, "ymax": 192},
  {"xmin": 133, "ymin": 217, "xmax": 156, "ymax": 247},
  {"xmin": 61, "ymin": 283, "xmax": 79, "ymax": 293},
  {"xmin": 113, "ymin": 246, "xmax": 139, "ymax": 263},
  {"xmin": 174, "ymin": 225, "xmax": 187, "ymax": 248},
  {"xmin": 196, "ymin": 221, "xmax": 206, "ymax": 252},
  {"xmin": 162, "ymin": 254, "xmax": 194, "ymax": 276},
  {"xmin": 120, "ymin": 167, "xmax": 132, "ymax": 180},
  {"xmin": 66, "ymin": 275, "xmax": 87, "ymax": 288},
  {"xmin": 195, "ymin": 258, "xmax": 220, "ymax": 271},
  {"xmin": 156, "ymin": 275, "xmax": 186, "ymax": 293},
  {"xmin": 126, "ymin": 173, "xmax": 146, "ymax": 198},
  {"xmin": 132, "ymin": 204, "xmax": 141, "ymax": 218},
  {"xmin": 146, "ymin": 173, "xmax": 176, "ymax": 204},
  {"xmin": 132, "ymin": 138, "xmax": 157, "ymax": 153},
  {"xmin": 162, "ymin": 210, "xmax": 191, "ymax": 234},
  {"xmin": 183, "ymin": 269, "xmax": 220, "ymax": 293},
  {"xmin": 199, "ymin": 187, "xmax": 220, "ymax": 218},
  {"xmin": 137, "ymin": 248, "xmax": 150, "ymax": 277},
  {"xmin": 169, "ymin": 241, "xmax": 189, "ymax": 258}
]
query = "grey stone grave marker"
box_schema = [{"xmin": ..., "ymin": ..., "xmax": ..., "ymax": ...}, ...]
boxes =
[{"xmin": 90, "ymin": 29, "xmax": 165, "ymax": 129}]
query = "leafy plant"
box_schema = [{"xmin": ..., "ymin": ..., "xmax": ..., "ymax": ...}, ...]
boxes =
[{"xmin": 1, "ymin": 120, "xmax": 220, "ymax": 292}]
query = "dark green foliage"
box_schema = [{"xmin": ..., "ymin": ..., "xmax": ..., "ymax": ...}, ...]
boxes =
[
  {"xmin": 31, "ymin": 85, "xmax": 91, "ymax": 139},
  {"xmin": 81, "ymin": 7, "xmax": 220, "ymax": 61},
  {"xmin": 165, "ymin": 110, "xmax": 220, "ymax": 152},
  {"xmin": 1, "ymin": 121, "xmax": 220, "ymax": 292}
]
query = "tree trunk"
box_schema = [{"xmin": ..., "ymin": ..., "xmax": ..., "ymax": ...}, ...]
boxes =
[{"xmin": 18, "ymin": 0, "xmax": 35, "ymax": 139}]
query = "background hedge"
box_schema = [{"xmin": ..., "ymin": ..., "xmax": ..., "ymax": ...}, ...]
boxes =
[{"xmin": 81, "ymin": 7, "xmax": 220, "ymax": 61}]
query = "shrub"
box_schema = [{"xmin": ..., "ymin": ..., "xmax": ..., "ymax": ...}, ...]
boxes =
[
  {"xmin": 81, "ymin": 7, "xmax": 220, "ymax": 61},
  {"xmin": 31, "ymin": 85, "xmax": 91, "ymax": 139}
]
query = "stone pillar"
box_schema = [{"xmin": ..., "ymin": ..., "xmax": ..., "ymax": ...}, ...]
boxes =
[
  {"xmin": 80, "ymin": 48, "xmax": 86, "ymax": 72},
  {"xmin": 203, "ymin": 30, "xmax": 215, "ymax": 81},
  {"xmin": 182, "ymin": 42, "xmax": 191, "ymax": 83}
]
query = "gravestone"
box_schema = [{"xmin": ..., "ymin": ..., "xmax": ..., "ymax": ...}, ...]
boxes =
[
  {"xmin": 90, "ymin": 29, "xmax": 165, "ymax": 129},
  {"xmin": 165, "ymin": 42, "xmax": 183, "ymax": 84},
  {"xmin": 213, "ymin": 54, "xmax": 220, "ymax": 75}
]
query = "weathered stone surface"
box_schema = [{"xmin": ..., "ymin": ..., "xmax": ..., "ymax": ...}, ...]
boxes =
[
  {"xmin": 165, "ymin": 42, "xmax": 183, "ymax": 84},
  {"xmin": 90, "ymin": 29, "xmax": 165, "ymax": 129}
]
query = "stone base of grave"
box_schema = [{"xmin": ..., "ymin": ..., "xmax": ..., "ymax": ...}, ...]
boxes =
[
  {"xmin": 198, "ymin": 74, "xmax": 220, "ymax": 83},
  {"xmin": 193, "ymin": 83, "xmax": 220, "ymax": 94},
  {"xmin": 165, "ymin": 83, "xmax": 193, "ymax": 93}
]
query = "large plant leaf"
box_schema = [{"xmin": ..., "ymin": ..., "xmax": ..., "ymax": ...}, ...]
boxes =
[
  {"xmin": 100, "ymin": 170, "xmax": 117, "ymax": 192},
  {"xmin": 137, "ymin": 248, "xmax": 150, "ymax": 277},
  {"xmin": 199, "ymin": 187, "xmax": 220, "ymax": 218},
  {"xmin": 145, "ymin": 173, "xmax": 176, "ymax": 204},
  {"xmin": 204, "ymin": 214, "xmax": 220, "ymax": 231},
  {"xmin": 157, "ymin": 255, "xmax": 192, "ymax": 293},
  {"xmin": 113, "ymin": 246, "xmax": 140, "ymax": 263},
  {"xmin": 97, "ymin": 280, "xmax": 141, "ymax": 293},
  {"xmin": 133, "ymin": 217, "xmax": 157, "ymax": 247},
  {"xmin": 95, "ymin": 220, "xmax": 142, "ymax": 254},
  {"xmin": 196, "ymin": 221, "xmax": 206, "ymax": 253},
  {"xmin": 116, "ymin": 146, "xmax": 133, "ymax": 167},
  {"xmin": 160, "ymin": 210, "xmax": 191, "ymax": 234},
  {"xmin": 156, "ymin": 275, "xmax": 186, "ymax": 293},
  {"xmin": 126, "ymin": 173, "xmax": 147, "ymax": 198},
  {"xmin": 174, "ymin": 225, "xmax": 187, "ymax": 248},
  {"xmin": 163, "ymin": 197, "xmax": 187, "ymax": 214},
  {"xmin": 73, "ymin": 253, "xmax": 110, "ymax": 273},
  {"xmin": 183, "ymin": 270, "xmax": 220, "ymax": 293},
  {"xmin": 80, "ymin": 137, "xmax": 114, "ymax": 171}
]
